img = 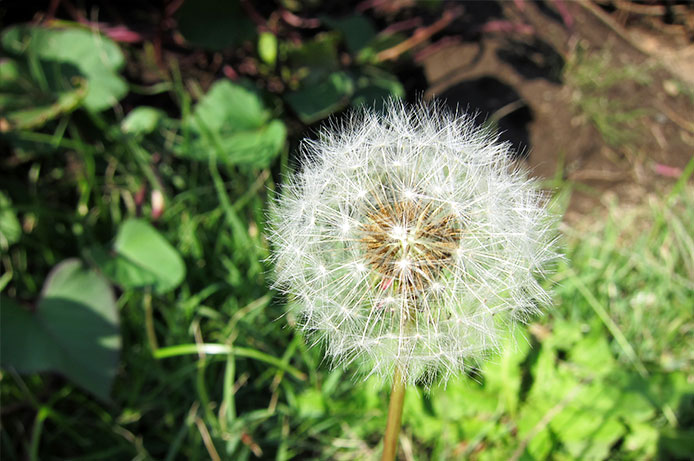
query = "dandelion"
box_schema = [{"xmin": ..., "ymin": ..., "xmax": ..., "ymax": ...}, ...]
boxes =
[{"xmin": 268, "ymin": 101, "xmax": 560, "ymax": 460}]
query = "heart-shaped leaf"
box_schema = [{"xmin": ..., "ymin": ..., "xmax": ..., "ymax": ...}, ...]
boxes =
[
  {"xmin": 121, "ymin": 106, "xmax": 166, "ymax": 136},
  {"xmin": 177, "ymin": 80, "xmax": 286, "ymax": 168},
  {"xmin": 0, "ymin": 259, "xmax": 120, "ymax": 400},
  {"xmin": 284, "ymin": 71, "xmax": 354, "ymax": 124},
  {"xmin": 2, "ymin": 25, "xmax": 127, "ymax": 112},
  {"xmin": 0, "ymin": 57, "xmax": 87, "ymax": 131},
  {"xmin": 101, "ymin": 219, "xmax": 186, "ymax": 294}
]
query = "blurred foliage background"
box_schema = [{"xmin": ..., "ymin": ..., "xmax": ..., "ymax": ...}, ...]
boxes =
[{"xmin": 1, "ymin": 1, "xmax": 693, "ymax": 460}]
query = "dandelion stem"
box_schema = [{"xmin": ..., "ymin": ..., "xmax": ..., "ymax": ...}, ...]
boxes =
[{"xmin": 381, "ymin": 365, "xmax": 406, "ymax": 461}]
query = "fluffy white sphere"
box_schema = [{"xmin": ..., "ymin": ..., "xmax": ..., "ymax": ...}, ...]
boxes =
[{"xmin": 269, "ymin": 101, "xmax": 560, "ymax": 384}]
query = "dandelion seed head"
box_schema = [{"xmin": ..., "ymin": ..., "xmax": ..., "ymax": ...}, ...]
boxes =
[{"xmin": 268, "ymin": 100, "xmax": 561, "ymax": 385}]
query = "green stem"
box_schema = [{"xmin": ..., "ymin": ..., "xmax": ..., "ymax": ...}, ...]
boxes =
[
  {"xmin": 144, "ymin": 290, "xmax": 158, "ymax": 351},
  {"xmin": 382, "ymin": 365, "xmax": 406, "ymax": 461}
]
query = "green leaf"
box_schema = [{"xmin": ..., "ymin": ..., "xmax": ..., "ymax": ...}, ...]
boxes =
[
  {"xmin": 0, "ymin": 192, "xmax": 21, "ymax": 249},
  {"xmin": 176, "ymin": 0, "xmax": 254, "ymax": 50},
  {"xmin": 641, "ymin": 371, "xmax": 691, "ymax": 412},
  {"xmin": 109, "ymin": 219, "xmax": 186, "ymax": 294},
  {"xmin": 323, "ymin": 15, "xmax": 376, "ymax": 54},
  {"xmin": 516, "ymin": 344, "xmax": 582, "ymax": 459},
  {"xmin": 87, "ymin": 245, "xmax": 159, "ymax": 290},
  {"xmin": 657, "ymin": 428, "xmax": 694, "ymax": 459},
  {"xmin": 403, "ymin": 391, "xmax": 444, "ymax": 442},
  {"xmin": 351, "ymin": 68, "xmax": 405, "ymax": 110},
  {"xmin": 482, "ymin": 327, "xmax": 531, "ymax": 414},
  {"xmin": 546, "ymin": 319, "xmax": 583, "ymax": 350},
  {"xmin": 191, "ymin": 80, "xmax": 270, "ymax": 131},
  {"xmin": 527, "ymin": 343, "xmax": 580, "ymax": 401},
  {"xmin": 296, "ymin": 389, "xmax": 326, "ymax": 418},
  {"xmin": 0, "ymin": 259, "xmax": 120, "ymax": 400},
  {"xmin": 282, "ymin": 34, "xmax": 356, "ymax": 123},
  {"xmin": 602, "ymin": 371, "xmax": 654, "ymax": 422},
  {"xmin": 1, "ymin": 25, "xmax": 127, "ymax": 112},
  {"xmin": 0, "ymin": 57, "xmax": 87, "ymax": 130},
  {"xmin": 258, "ymin": 32, "xmax": 278, "ymax": 66},
  {"xmin": 210, "ymin": 119, "xmax": 286, "ymax": 167},
  {"xmin": 284, "ymin": 72, "xmax": 354, "ymax": 124},
  {"xmin": 567, "ymin": 328, "xmax": 615, "ymax": 377},
  {"xmin": 525, "ymin": 428, "xmax": 557, "ymax": 461},
  {"xmin": 177, "ymin": 80, "xmax": 286, "ymax": 167},
  {"xmin": 432, "ymin": 376, "xmax": 498, "ymax": 420},
  {"xmin": 286, "ymin": 33, "xmax": 340, "ymax": 78},
  {"xmin": 121, "ymin": 106, "xmax": 166, "ymax": 136},
  {"xmin": 550, "ymin": 387, "xmax": 626, "ymax": 459},
  {"xmin": 517, "ymin": 340, "xmax": 656, "ymax": 460},
  {"xmin": 624, "ymin": 422, "xmax": 658, "ymax": 457}
]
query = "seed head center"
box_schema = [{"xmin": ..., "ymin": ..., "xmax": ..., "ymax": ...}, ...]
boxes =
[{"xmin": 361, "ymin": 195, "xmax": 462, "ymax": 294}]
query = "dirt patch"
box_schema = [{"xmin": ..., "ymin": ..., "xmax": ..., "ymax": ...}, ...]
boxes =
[{"xmin": 419, "ymin": 1, "xmax": 693, "ymax": 221}]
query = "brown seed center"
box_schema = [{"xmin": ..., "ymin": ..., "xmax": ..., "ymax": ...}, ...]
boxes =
[{"xmin": 360, "ymin": 194, "xmax": 461, "ymax": 294}]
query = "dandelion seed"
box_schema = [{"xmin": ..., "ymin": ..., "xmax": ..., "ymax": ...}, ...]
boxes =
[
  {"xmin": 268, "ymin": 100, "xmax": 561, "ymax": 459},
  {"xmin": 269, "ymin": 100, "xmax": 560, "ymax": 384}
]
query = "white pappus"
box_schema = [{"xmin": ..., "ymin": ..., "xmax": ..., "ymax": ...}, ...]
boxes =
[{"xmin": 268, "ymin": 101, "xmax": 561, "ymax": 385}]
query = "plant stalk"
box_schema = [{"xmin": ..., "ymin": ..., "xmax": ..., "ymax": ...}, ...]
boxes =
[
  {"xmin": 381, "ymin": 365, "xmax": 406, "ymax": 461},
  {"xmin": 144, "ymin": 290, "xmax": 158, "ymax": 351}
]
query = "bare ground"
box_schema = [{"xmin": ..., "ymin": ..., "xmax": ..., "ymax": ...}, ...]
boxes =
[{"xmin": 419, "ymin": 1, "xmax": 693, "ymax": 221}]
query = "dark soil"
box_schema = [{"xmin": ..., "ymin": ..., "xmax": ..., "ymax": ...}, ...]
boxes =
[
  {"xmin": 4, "ymin": 1, "xmax": 691, "ymax": 221},
  {"xmin": 420, "ymin": 1, "xmax": 693, "ymax": 221}
]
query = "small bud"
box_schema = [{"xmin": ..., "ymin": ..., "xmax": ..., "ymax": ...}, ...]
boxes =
[{"xmin": 151, "ymin": 189, "xmax": 164, "ymax": 220}]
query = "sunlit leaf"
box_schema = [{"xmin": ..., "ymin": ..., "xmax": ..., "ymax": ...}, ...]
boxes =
[
  {"xmin": 110, "ymin": 219, "xmax": 186, "ymax": 294},
  {"xmin": 121, "ymin": 106, "xmax": 166, "ymax": 136},
  {"xmin": 258, "ymin": 32, "xmax": 278, "ymax": 66},
  {"xmin": 296, "ymin": 389, "xmax": 326, "ymax": 418},
  {"xmin": 482, "ymin": 326, "xmax": 531, "ymax": 414},
  {"xmin": 0, "ymin": 191, "xmax": 21, "ymax": 249},
  {"xmin": 177, "ymin": 80, "xmax": 286, "ymax": 167},
  {"xmin": 550, "ymin": 384, "xmax": 626, "ymax": 460}
]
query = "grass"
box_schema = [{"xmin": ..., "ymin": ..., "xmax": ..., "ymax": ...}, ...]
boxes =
[
  {"xmin": 564, "ymin": 47, "xmax": 652, "ymax": 147},
  {"xmin": 2, "ymin": 21, "xmax": 693, "ymax": 461},
  {"xmin": 562, "ymin": 183, "xmax": 694, "ymax": 373},
  {"xmin": 3, "ymin": 130, "xmax": 693, "ymax": 459}
]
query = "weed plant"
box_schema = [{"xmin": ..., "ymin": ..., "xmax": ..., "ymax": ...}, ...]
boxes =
[{"xmin": 1, "ymin": 18, "xmax": 693, "ymax": 461}]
